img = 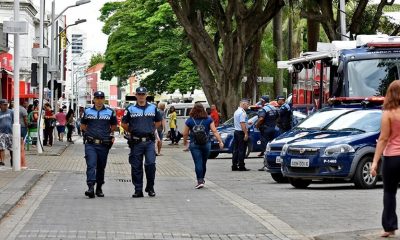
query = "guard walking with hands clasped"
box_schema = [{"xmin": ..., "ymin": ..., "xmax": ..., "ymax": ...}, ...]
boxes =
[
  {"xmin": 121, "ymin": 87, "xmax": 162, "ymax": 198},
  {"xmin": 81, "ymin": 91, "xmax": 117, "ymax": 198}
]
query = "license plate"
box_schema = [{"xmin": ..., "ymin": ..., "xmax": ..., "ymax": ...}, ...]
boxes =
[
  {"xmin": 276, "ymin": 156, "xmax": 282, "ymax": 164},
  {"xmin": 290, "ymin": 158, "xmax": 309, "ymax": 167}
]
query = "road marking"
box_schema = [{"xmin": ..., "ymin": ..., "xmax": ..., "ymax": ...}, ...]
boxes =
[
  {"xmin": 0, "ymin": 172, "xmax": 56, "ymax": 240},
  {"xmin": 173, "ymin": 160, "xmax": 311, "ymax": 240}
]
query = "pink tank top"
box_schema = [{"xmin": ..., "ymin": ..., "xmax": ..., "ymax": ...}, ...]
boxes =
[{"xmin": 383, "ymin": 118, "xmax": 400, "ymax": 156}]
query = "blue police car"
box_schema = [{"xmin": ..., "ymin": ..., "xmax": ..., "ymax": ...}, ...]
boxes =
[
  {"xmin": 209, "ymin": 107, "xmax": 306, "ymax": 159},
  {"xmin": 280, "ymin": 109, "xmax": 382, "ymax": 189},
  {"xmin": 264, "ymin": 108, "xmax": 358, "ymax": 183},
  {"xmin": 208, "ymin": 109, "xmax": 263, "ymax": 159}
]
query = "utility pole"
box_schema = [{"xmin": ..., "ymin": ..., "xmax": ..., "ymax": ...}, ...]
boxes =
[
  {"xmin": 340, "ymin": 0, "xmax": 347, "ymax": 41},
  {"xmin": 50, "ymin": 1, "xmax": 56, "ymax": 110},
  {"xmin": 37, "ymin": 0, "xmax": 45, "ymax": 154}
]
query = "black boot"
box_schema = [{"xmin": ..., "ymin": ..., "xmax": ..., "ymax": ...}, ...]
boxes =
[
  {"xmin": 145, "ymin": 186, "xmax": 156, "ymax": 197},
  {"xmin": 144, "ymin": 164, "xmax": 156, "ymax": 197},
  {"xmin": 132, "ymin": 191, "xmax": 144, "ymax": 198},
  {"xmin": 95, "ymin": 184, "xmax": 104, "ymax": 197},
  {"xmin": 85, "ymin": 184, "xmax": 95, "ymax": 198}
]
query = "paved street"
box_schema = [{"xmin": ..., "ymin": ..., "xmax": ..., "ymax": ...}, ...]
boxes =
[{"xmin": 0, "ymin": 136, "xmax": 395, "ymax": 239}]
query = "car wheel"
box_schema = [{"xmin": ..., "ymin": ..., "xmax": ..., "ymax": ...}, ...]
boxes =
[
  {"xmin": 208, "ymin": 152, "xmax": 219, "ymax": 159},
  {"xmin": 288, "ymin": 178, "xmax": 311, "ymax": 189},
  {"xmin": 246, "ymin": 141, "xmax": 252, "ymax": 158},
  {"xmin": 353, "ymin": 156, "xmax": 377, "ymax": 189},
  {"xmin": 270, "ymin": 173, "xmax": 288, "ymax": 183}
]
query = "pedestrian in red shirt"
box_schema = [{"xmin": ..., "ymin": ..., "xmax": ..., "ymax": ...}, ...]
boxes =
[{"xmin": 210, "ymin": 104, "xmax": 220, "ymax": 127}]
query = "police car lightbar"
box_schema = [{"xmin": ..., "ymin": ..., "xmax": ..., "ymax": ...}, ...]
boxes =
[
  {"xmin": 125, "ymin": 95, "xmax": 155, "ymax": 102},
  {"xmin": 367, "ymin": 42, "xmax": 400, "ymax": 48},
  {"xmin": 328, "ymin": 97, "xmax": 384, "ymax": 107}
]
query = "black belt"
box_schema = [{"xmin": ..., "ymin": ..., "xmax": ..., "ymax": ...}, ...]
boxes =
[
  {"xmin": 86, "ymin": 136, "xmax": 111, "ymax": 145},
  {"xmin": 132, "ymin": 136, "xmax": 152, "ymax": 142}
]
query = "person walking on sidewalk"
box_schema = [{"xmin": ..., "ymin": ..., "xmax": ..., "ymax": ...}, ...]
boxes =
[
  {"xmin": 55, "ymin": 108, "xmax": 66, "ymax": 142},
  {"xmin": 122, "ymin": 87, "xmax": 162, "ymax": 198},
  {"xmin": 156, "ymin": 102, "xmax": 166, "ymax": 156},
  {"xmin": 168, "ymin": 106, "xmax": 178, "ymax": 145},
  {"xmin": 20, "ymin": 101, "xmax": 28, "ymax": 168},
  {"xmin": 232, "ymin": 99, "xmax": 250, "ymax": 171},
  {"xmin": 0, "ymin": 99, "xmax": 13, "ymax": 166},
  {"xmin": 182, "ymin": 102, "xmax": 224, "ymax": 189},
  {"xmin": 66, "ymin": 109, "xmax": 75, "ymax": 143},
  {"xmin": 371, "ymin": 80, "xmax": 400, "ymax": 238},
  {"xmin": 80, "ymin": 91, "xmax": 117, "ymax": 198},
  {"xmin": 43, "ymin": 103, "xmax": 56, "ymax": 147}
]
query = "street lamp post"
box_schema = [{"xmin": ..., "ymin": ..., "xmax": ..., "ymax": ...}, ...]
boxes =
[{"xmin": 49, "ymin": 0, "xmax": 91, "ymax": 110}]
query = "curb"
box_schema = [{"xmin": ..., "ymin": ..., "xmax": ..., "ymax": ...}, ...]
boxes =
[
  {"xmin": 0, "ymin": 170, "xmax": 46, "ymax": 221},
  {"xmin": 25, "ymin": 143, "xmax": 70, "ymax": 156}
]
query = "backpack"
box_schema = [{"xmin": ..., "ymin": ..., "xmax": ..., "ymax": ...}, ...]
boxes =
[{"xmin": 191, "ymin": 118, "xmax": 208, "ymax": 145}]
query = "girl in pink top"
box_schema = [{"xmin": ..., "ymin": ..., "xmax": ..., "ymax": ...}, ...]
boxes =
[
  {"xmin": 55, "ymin": 108, "xmax": 66, "ymax": 141},
  {"xmin": 371, "ymin": 80, "xmax": 400, "ymax": 238}
]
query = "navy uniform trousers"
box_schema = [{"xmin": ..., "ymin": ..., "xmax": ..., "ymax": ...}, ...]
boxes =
[
  {"xmin": 85, "ymin": 143, "xmax": 110, "ymax": 186},
  {"xmin": 129, "ymin": 140, "xmax": 156, "ymax": 191}
]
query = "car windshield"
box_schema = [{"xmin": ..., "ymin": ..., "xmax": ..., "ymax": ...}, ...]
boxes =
[
  {"xmin": 222, "ymin": 111, "xmax": 258, "ymax": 127},
  {"xmin": 326, "ymin": 110, "xmax": 382, "ymax": 132},
  {"xmin": 295, "ymin": 109, "xmax": 351, "ymax": 130},
  {"xmin": 347, "ymin": 58, "xmax": 400, "ymax": 97}
]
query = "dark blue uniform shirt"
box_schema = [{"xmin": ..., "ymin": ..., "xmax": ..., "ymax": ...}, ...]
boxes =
[
  {"xmin": 81, "ymin": 106, "xmax": 117, "ymax": 140},
  {"xmin": 277, "ymin": 103, "xmax": 292, "ymax": 129},
  {"xmin": 122, "ymin": 103, "xmax": 162, "ymax": 137},
  {"xmin": 257, "ymin": 104, "xmax": 278, "ymax": 128}
]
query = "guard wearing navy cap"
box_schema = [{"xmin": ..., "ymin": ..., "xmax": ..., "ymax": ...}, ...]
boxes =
[
  {"xmin": 122, "ymin": 86, "xmax": 162, "ymax": 198},
  {"xmin": 81, "ymin": 91, "xmax": 117, "ymax": 198},
  {"xmin": 256, "ymin": 95, "xmax": 269, "ymax": 107},
  {"xmin": 276, "ymin": 95, "xmax": 292, "ymax": 133},
  {"xmin": 256, "ymin": 95, "xmax": 278, "ymax": 167}
]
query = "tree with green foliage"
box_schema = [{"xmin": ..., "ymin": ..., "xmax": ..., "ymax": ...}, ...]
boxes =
[
  {"xmin": 89, "ymin": 53, "xmax": 105, "ymax": 68},
  {"xmin": 99, "ymin": 0, "xmax": 200, "ymax": 95},
  {"xmin": 168, "ymin": 0, "xmax": 285, "ymax": 117},
  {"xmin": 301, "ymin": 0, "xmax": 397, "ymax": 41}
]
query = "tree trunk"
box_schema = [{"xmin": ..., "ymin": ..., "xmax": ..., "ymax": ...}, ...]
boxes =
[
  {"xmin": 168, "ymin": 0, "xmax": 285, "ymax": 119},
  {"xmin": 307, "ymin": 1, "xmax": 320, "ymax": 51},
  {"xmin": 244, "ymin": 29, "xmax": 264, "ymax": 103},
  {"xmin": 273, "ymin": 9, "xmax": 283, "ymax": 96},
  {"xmin": 287, "ymin": 0, "xmax": 294, "ymax": 95}
]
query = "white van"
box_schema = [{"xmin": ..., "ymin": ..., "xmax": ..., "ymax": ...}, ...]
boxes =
[{"xmin": 165, "ymin": 102, "xmax": 210, "ymax": 133}]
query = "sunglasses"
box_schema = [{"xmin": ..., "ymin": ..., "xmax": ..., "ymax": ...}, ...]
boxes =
[
  {"xmin": 95, "ymin": 97, "xmax": 105, "ymax": 99},
  {"xmin": 136, "ymin": 93, "xmax": 146, "ymax": 96}
]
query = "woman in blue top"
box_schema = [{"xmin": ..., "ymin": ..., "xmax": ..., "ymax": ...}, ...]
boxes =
[{"xmin": 183, "ymin": 103, "xmax": 224, "ymax": 189}]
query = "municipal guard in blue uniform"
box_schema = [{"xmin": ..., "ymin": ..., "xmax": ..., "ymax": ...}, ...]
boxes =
[
  {"xmin": 121, "ymin": 87, "xmax": 162, "ymax": 198},
  {"xmin": 276, "ymin": 95, "xmax": 292, "ymax": 133},
  {"xmin": 256, "ymin": 96, "xmax": 278, "ymax": 170},
  {"xmin": 80, "ymin": 91, "xmax": 117, "ymax": 198}
]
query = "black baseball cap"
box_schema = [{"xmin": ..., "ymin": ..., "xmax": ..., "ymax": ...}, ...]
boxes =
[
  {"xmin": 276, "ymin": 95, "xmax": 286, "ymax": 101},
  {"xmin": 93, "ymin": 91, "xmax": 105, "ymax": 98},
  {"xmin": 136, "ymin": 87, "xmax": 148, "ymax": 94}
]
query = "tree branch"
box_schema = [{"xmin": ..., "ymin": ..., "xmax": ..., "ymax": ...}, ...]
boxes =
[
  {"xmin": 348, "ymin": 0, "xmax": 368, "ymax": 36},
  {"xmin": 370, "ymin": 0, "xmax": 395, "ymax": 32}
]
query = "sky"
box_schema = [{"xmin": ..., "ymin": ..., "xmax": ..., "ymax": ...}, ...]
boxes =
[{"xmin": 32, "ymin": 0, "xmax": 112, "ymax": 55}]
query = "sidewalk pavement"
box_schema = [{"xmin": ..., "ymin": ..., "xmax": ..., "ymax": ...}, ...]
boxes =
[
  {"xmin": 0, "ymin": 136, "xmax": 392, "ymax": 240},
  {"xmin": 0, "ymin": 135, "xmax": 78, "ymax": 224}
]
